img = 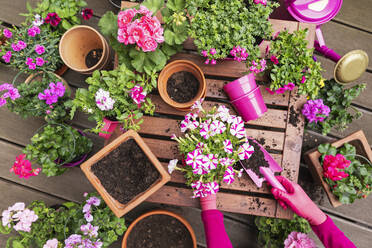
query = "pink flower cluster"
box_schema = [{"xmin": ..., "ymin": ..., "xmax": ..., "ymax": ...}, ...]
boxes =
[
  {"xmin": 95, "ymin": 88, "xmax": 115, "ymax": 111},
  {"xmin": 270, "ymin": 55, "xmax": 279, "ymax": 65},
  {"xmin": 26, "ymin": 56, "xmax": 46, "ymax": 70},
  {"xmin": 43, "ymin": 238, "xmax": 59, "ymax": 248},
  {"xmin": 2, "ymin": 51, "xmax": 12, "ymax": 63},
  {"xmin": 3, "ymin": 28, "xmax": 12, "ymax": 38},
  {"xmin": 284, "ymin": 232, "xmax": 317, "ymax": 248},
  {"xmin": 302, "ymin": 99, "xmax": 330, "ymax": 123},
  {"xmin": 130, "ymin": 84, "xmax": 147, "ymax": 105},
  {"xmin": 266, "ymin": 82, "xmax": 296, "ymax": 95},
  {"xmin": 254, "ymin": 0, "xmax": 267, "ymax": 6},
  {"xmin": 1, "ymin": 202, "xmax": 38, "ymax": 232},
  {"xmin": 230, "ymin": 46, "xmax": 248, "ymax": 62},
  {"xmin": 0, "ymin": 83, "xmax": 20, "ymax": 107},
  {"xmin": 10, "ymin": 154, "xmax": 41, "ymax": 179},
  {"xmin": 249, "ymin": 59, "xmax": 266, "ymax": 74},
  {"xmin": 38, "ymin": 82, "xmax": 66, "ymax": 105},
  {"xmin": 323, "ymin": 154, "xmax": 351, "ymax": 181},
  {"xmin": 201, "ymin": 48, "xmax": 217, "ymax": 65},
  {"xmin": 82, "ymin": 196, "xmax": 101, "ymax": 223},
  {"xmin": 64, "ymin": 234, "xmax": 102, "ymax": 248},
  {"xmin": 11, "ymin": 40, "xmax": 27, "ymax": 52},
  {"xmin": 117, "ymin": 6, "xmax": 164, "ymax": 52},
  {"xmin": 191, "ymin": 181, "xmax": 220, "ymax": 198},
  {"xmin": 28, "ymin": 26, "xmax": 40, "ymax": 37}
]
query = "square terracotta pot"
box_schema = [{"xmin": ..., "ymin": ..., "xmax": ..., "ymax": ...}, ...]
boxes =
[
  {"xmin": 81, "ymin": 130, "xmax": 171, "ymax": 217},
  {"xmin": 304, "ymin": 130, "xmax": 372, "ymax": 207}
]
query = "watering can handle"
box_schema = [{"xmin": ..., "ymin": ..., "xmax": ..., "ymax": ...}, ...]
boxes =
[
  {"xmin": 259, "ymin": 167, "xmax": 287, "ymax": 192},
  {"xmin": 314, "ymin": 40, "xmax": 342, "ymax": 62}
]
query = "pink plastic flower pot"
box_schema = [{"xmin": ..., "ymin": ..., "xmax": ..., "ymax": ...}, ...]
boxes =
[
  {"xmin": 231, "ymin": 87, "xmax": 267, "ymax": 122},
  {"xmin": 223, "ymin": 73, "xmax": 257, "ymax": 101},
  {"xmin": 99, "ymin": 117, "xmax": 120, "ymax": 140}
]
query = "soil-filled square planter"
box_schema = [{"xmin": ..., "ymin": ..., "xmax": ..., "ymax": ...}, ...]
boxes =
[
  {"xmin": 304, "ymin": 130, "xmax": 372, "ymax": 207},
  {"xmin": 81, "ymin": 130, "xmax": 171, "ymax": 217}
]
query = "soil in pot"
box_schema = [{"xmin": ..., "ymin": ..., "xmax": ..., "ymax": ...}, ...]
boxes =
[
  {"xmin": 91, "ymin": 139, "xmax": 160, "ymax": 205},
  {"xmin": 126, "ymin": 214, "xmax": 194, "ymax": 248},
  {"xmin": 85, "ymin": 49, "xmax": 103, "ymax": 68},
  {"xmin": 241, "ymin": 141, "xmax": 270, "ymax": 176},
  {"xmin": 166, "ymin": 71, "xmax": 199, "ymax": 103}
]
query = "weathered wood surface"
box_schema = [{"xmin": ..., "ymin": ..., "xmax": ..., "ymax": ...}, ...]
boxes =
[{"xmin": 334, "ymin": 0, "xmax": 372, "ymax": 33}]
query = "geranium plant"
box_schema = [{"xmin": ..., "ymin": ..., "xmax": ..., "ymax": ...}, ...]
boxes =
[
  {"xmin": 3, "ymin": 75, "xmax": 72, "ymax": 122},
  {"xmin": 0, "ymin": 193, "xmax": 126, "ymax": 248},
  {"xmin": 284, "ymin": 231, "xmax": 316, "ymax": 248},
  {"xmin": 186, "ymin": 0, "xmax": 278, "ymax": 66},
  {"xmin": 70, "ymin": 64, "xmax": 156, "ymax": 132},
  {"xmin": 266, "ymin": 29, "xmax": 324, "ymax": 99},
  {"xmin": 13, "ymin": 124, "xmax": 93, "ymax": 177},
  {"xmin": 99, "ymin": 0, "xmax": 189, "ymax": 74},
  {"xmin": 255, "ymin": 214, "xmax": 311, "ymax": 248},
  {"xmin": 318, "ymin": 143, "xmax": 372, "ymax": 204},
  {"xmin": 168, "ymin": 101, "xmax": 256, "ymax": 198},
  {"xmin": 307, "ymin": 79, "xmax": 366, "ymax": 135}
]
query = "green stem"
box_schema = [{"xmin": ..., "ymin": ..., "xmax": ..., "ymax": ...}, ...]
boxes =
[{"xmin": 343, "ymin": 154, "xmax": 372, "ymax": 166}]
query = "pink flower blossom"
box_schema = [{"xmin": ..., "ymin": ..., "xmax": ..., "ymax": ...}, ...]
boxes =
[
  {"xmin": 130, "ymin": 85, "xmax": 147, "ymax": 105},
  {"xmin": 138, "ymin": 5, "xmax": 151, "ymax": 15},
  {"xmin": 223, "ymin": 166, "xmax": 235, "ymax": 184},
  {"xmin": 95, "ymin": 88, "xmax": 115, "ymax": 111},
  {"xmin": 138, "ymin": 37, "xmax": 158, "ymax": 52},
  {"xmin": 27, "ymin": 26, "xmax": 40, "ymax": 37},
  {"xmin": 80, "ymin": 223, "xmax": 99, "ymax": 238},
  {"xmin": 223, "ymin": 139, "xmax": 233, "ymax": 154},
  {"xmin": 254, "ymin": 0, "xmax": 267, "ymax": 5},
  {"xmin": 3, "ymin": 29, "xmax": 12, "ymax": 38},
  {"xmin": 185, "ymin": 112, "xmax": 198, "ymax": 121},
  {"xmin": 168, "ymin": 159, "xmax": 178, "ymax": 174},
  {"xmin": 35, "ymin": 57, "xmax": 45, "ymax": 66},
  {"xmin": 186, "ymin": 149, "xmax": 203, "ymax": 169},
  {"xmin": 220, "ymin": 157, "xmax": 235, "ymax": 167},
  {"xmin": 204, "ymin": 59, "xmax": 210, "ymax": 64},
  {"xmin": 81, "ymin": 8, "xmax": 94, "ymax": 20},
  {"xmin": 204, "ymin": 181, "xmax": 219, "ymax": 194},
  {"xmin": 284, "ymin": 232, "xmax": 317, "ymax": 248},
  {"xmin": 230, "ymin": 121, "xmax": 245, "ymax": 139},
  {"xmin": 284, "ymin": 82, "xmax": 295, "ymax": 91},
  {"xmin": 118, "ymin": 9, "xmax": 136, "ymax": 29},
  {"xmin": 10, "ymin": 154, "xmax": 41, "ymax": 179},
  {"xmin": 43, "ymin": 238, "xmax": 59, "ymax": 248},
  {"xmin": 0, "ymin": 97, "xmax": 6, "ymax": 107},
  {"xmin": 230, "ymin": 46, "xmax": 248, "ymax": 62},
  {"xmin": 238, "ymin": 142, "xmax": 255, "ymax": 160},
  {"xmin": 217, "ymin": 105, "xmax": 230, "ymax": 121},
  {"xmin": 196, "ymin": 142, "xmax": 206, "ymax": 151},
  {"xmin": 28, "ymin": 63, "xmax": 36, "ymax": 70},
  {"xmin": 210, "ymin": 48, "xmax": 216, "ymax": 55},
  {"xmin": 200, "ymin": 123, "xmax": 215, "ymax": 139},
  {"xmin": 11, "ymin": 43, "xmax": 20, "ymax": 52},
  {"xmin": 17, "ymin": 41, "xmax": 27, "ymax": 50},
  {"xmin": 191, "ymin": 98, "xmax": 204, "ymax": 112},
  {"xmin": 201, "ymin": 50, "xmax": 208, "ymax": 57},
  {"xmin": 203, "ymin": 154, "xmax": 219, "ymax": 170},
  {"xmin": 211, "ymin": 59, "xmax": 216, "ymax": 65},
  {"xmin": 266, "ymin": 87, "xmax": 275, "ymax": 95},
  {"xmin": 275, "ymin": 87, "xmax": 286, "ymax": 94},
  {"xmin": 302, "ymin": 99, "xmax": 330, "ymax": 123},
  {"xmin": 2, "ymin": 51, "xmax": 12, "ymax": 63},
  {"xmin": 210, "ymin": 120, "xmax": 226, "ymax": 134},
  {"xmin": 323, "ymin": 154, "xmax": 351, "ymax": 181},
  {"xmin": 270, "ymin": 55, "xmax": 279, "ymax": 64},
  {"xmin": 35, "ymin": 44, "xmax": 45, "ymax": 55},
  {"xmin": 45, "ymin": 12, "xmax": 61, "ymax": 27}
]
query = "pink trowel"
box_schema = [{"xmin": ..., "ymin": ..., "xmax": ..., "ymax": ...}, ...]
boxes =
[{"xmin": 240, "ymin": 139, "xmax": 287, "ymax": 192}]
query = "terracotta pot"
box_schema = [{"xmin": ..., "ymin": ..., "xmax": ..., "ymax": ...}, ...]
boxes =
[
  {"xmin": 304, "ymin": 130, "xmax": 372, "ymax": 207},
  {"xmin": 25, "ymin": 72, "xmax": 71, "ymax": 95},
  {"xmin": 59, "ymin": 25, "xmax": 110, "ymax": 74},
  {"xmin": 54, "ymin": 64, "xmax": 68, "ymax": 76},
  {"xmin": 122, "ymin": 210, "xmax": 197, "ymax": 248},
  {"xmin": 80, "ymin": 130, "xmax": 171, "ymax": 217},
  {"xmin": 158, "ymin": 60, "xmax": 206, "ymax": 111}
]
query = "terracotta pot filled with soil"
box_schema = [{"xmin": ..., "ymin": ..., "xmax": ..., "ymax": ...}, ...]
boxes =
[
  {"xmin": 158, "ymin": 60, "xmax": 206, "ymax": 111},
  {"xmin": 122, "ymin": 210, "xmax": 197, "ymax": 248},
  {"xmin": 59, "ymin": 25, "xmax": 109, "ymax": 74},
  {"xmin": 81, "ymin": 130, "xmax": 170, "ymax": 217}
]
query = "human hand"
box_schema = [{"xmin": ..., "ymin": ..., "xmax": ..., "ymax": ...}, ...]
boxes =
[
  {"xmin": 199, "ymin": 194, "xmax": 217, "ymax": 211},
  {"xmin": 271, "ymin": 176, "xmax": 327, "ymax": 226}
]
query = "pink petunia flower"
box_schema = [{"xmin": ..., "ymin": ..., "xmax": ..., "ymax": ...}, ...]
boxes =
[
  {"xmin": 204, "ymin": 181, "xmax": 219, "ymax": 194},
  {"xmin": 220, "ymin": 157, "xmax": 235, "ymax": 167},
  {"xmin": 217, "ymin": 105, "xmax": 230, "ymax": 121},
  {"xmin": 230, "ymin": 121, "xmax": 245, "ymax": 139},
  {"xmin": 204, "ymin": 59, "xmax": 210, "ymax": 64},
  {"xmin": 284, "ymin": 82, "xmax": 295, "ymax": 91},
  {"xmin": 186, "ymin": 149, "xmax": 203, "ymax": 169},
  {"xmin": 130, "ymin": 85, "xmax": 147, "ymax": 105},
  {"xmin": 191, "ymin": 98, "xmax": 204, "ymax": 112},
  {"xmin": 211, "ymin": 59, "xmax": 216, "ymax": 65},
  {"xmin": 210, "ymin": 120, "xmax": 226, "ymax": 134},
  {"xmin": 201, "ymin": 50, "xmax": 208, "ymax": 57},
  {"xmin": 238, "ymin": 142, "xmax": 255, "ymax": 160},
  {"xmin": 210, "ymin": 48, "xmax": 217, "ymax": 55},
  {"xmin": 203, "ymin": 154, "xmax": 219, "ymax": 170},
  {"xmin": 223, "ymin": 166, "xmax": 235, "ymax": 184},
  {"xmin": 275, "ymin": 88, "xmax": 286, "ymax": 94},
  {"xmin": 200, "ymin": 123, "xmax": 216, "ymax": 139},
  {"xmin": 270, "ymin": 55, "xmax": 279, "ymax": 65},
  {"xmin": 223, "ymin": 139, "xmax": 233, "ymax": 154},
  {"xmin": 265, "ymin": 87, "xmax": 275, "ymax": 95}
]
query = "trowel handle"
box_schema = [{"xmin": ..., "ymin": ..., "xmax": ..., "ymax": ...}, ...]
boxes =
[{"xmin": 259, "ymin": 167, "xmax": 287, "ymax": 193}]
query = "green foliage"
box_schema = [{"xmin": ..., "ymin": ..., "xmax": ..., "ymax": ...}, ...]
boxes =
[
  {"xmin": 267, "ymin": 29, "xmax": 324, "ymax": 99},
  {"xmin": 318, "ymin": 143, "xmax": 372, "ymax": 204},
  {"xmin": 255, "ymin": 214, "xmax": 311, "ymax": 248},
  {"xmin": 70, "ymin": 64, "xmax": 156, "ymax": 132},
  {"xmin": 7, "ymin": 73, "xmax": 72, "ymax": 122},
  {"xmin": 308, "ymin": 79, "xmax": 366, "ymax": 135},
  {"xmin": 21, "ymin": 0, "xmax": 87, "ymax": 35},
  {"xmin": 23, "ymin": 124, "xmax": 93, "ymax": 177},
  {"xmin": 99, "ymin": 0, "xmax": 188, "ymax": 74},
  {"xmin": 186, "ymin": 0, "xmax": 278, "ymax": 62}
]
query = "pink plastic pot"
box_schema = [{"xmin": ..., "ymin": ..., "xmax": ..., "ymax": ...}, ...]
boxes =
[
  {"xmin": 223, "ymin": 73, "xmax": 257, "ymax": 100},
  {"xmin": 99, "ymin": 117, "xmax": 120, "ymax": 140},
  {"xmin": 231, "ymin": 87, "xmax": 267, "ymax": 122}
]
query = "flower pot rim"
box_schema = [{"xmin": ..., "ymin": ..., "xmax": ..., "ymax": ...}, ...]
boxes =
[
  {"xmin": 158, "ymin": 59, "xmax": 206, "ymax": 110},
  {"xmin": 121, "ymin": 209, "xmax": 197, "ymax": 248},
  {"xmin": 231, "ymin": 86, "xmax": 260, "ymax": 103},
  {"xmin": 60, "ymin": 129, "xmax": 89, "ymax": 167}
]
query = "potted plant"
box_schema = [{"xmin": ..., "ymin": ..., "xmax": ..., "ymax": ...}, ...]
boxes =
[
  {"xmin": 10, "ymin": 123, "xmax": 93, "ymax": 178},
  {"xmin": 80, "ymin": 130, "xmax": 171, "ymax": 217},
  {"xmin": 70, "ymin": 64, "xmax": 156, "ymax": 138},
  {"xmin": 167, "ymin": 100, "xmax": 258, "ymax": 197},
  {"xmin": 265, "ymin": 29, "xmax": 324, "ymax": 100},
  {"xmin": 0, "ymin": 24, "xmax": 7, "ymax": 47},
  {"xmin": 0, "ymin": 193, "xmax": 126, "ymax": 248},
  {"xmin": 98, "ymin": 0, "xmax": 189, "ymax": 74},
  {"xmin": 305, "ymin": 130, "xmax": 372, "ymax": 207},
  {"xmin": 158, "ymin": 60, "xmax": 206, "ymax": 111},
  {"xmin": 304, "ymin": 79, "xmax": 366, "ymax": 135},
  {"xmin": 122, "ymin": 210, "xmax": 197, "ymax": 248},
  {"xmin": 1, "ymin": 73, "xmax": 72, "ymax": 122},
  {"xmin": 255, "ymin": 214, "xmax": 314, "ymax": 248},
  {"xmin": 186, "ymin": 0, "xmax": 278, "ymax": 67}
]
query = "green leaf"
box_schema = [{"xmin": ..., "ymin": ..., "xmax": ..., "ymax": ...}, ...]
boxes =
[
  {"xmin": 99, "ymin": 11, "xmax": 118, "ymax": 37},
  {"xmin": 61, "ymin": 20, "xmax": 72, "ymax": 30},
  {"xmin": 12, "ymin": 240, "xmax": 25, "ymax": 248},
  {"xmin": 167, "ymin": 0, "xmax": 185, "ymax": 11},
  {"xmin": 143, "ymin": 0, "xmax": 164, "ymax": 14},
  {"xmin": 164, "ymin": 29, "xmax": 175, "ymax": 45}
]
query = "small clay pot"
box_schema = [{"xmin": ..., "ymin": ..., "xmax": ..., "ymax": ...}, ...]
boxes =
[
  {"xmin": 59, "ymin": 25, "xmax": 110, "ymax": 74},
  {"xmin": 122, "ymin": 210, "xmax": 197, "ymax": 248},
  {"xmin": 158, "ymin": 60, "xmax": 206, "ymax": 111}
]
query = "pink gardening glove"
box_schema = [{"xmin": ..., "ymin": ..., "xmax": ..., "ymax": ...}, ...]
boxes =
[
  {"xmin": 271, "ymin": 176, "xmax": 327, "ymax": 226},
  {"xmin": 200, "ymin": 194, "xmax": 217, "ymax": 211}
]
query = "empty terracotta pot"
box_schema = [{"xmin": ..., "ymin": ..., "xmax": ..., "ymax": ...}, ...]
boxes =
[
  {"xmin": 158, "ymin": 60, "xmax": 206, "ymax": 111},
  {"xmin": 59, "ymin": 25, "xmax": 109, "ymax": 74}
]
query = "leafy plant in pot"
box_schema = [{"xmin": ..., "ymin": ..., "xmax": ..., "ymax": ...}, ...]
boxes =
[
  {"xmin": 70, "ymin": 64, "xmax": 156, "ymax": 138},
  {"xmin": 0, "ymin": 193, "xmax": 126, "ymax": 248},
  {"xmin": 10, "ymin": 123, "xmax": 93, "ymax": 178},
  {"xmin": 98, "ymin": 0, "xmax": 190, "ymax": 74}
]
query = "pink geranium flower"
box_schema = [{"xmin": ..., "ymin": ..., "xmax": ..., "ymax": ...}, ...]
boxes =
[
  {"xmin": 284, "ymin": 232, "xmax": 317, "ymax": 248},
  {"xmin": 323, "ymin": 154, "xmax": 351, "ymax": 181},
  {"xmin": 10, "ymin": 154, "xmax": 41, "ymax": 179},
  {"xmin": 118, "ymin": 9, "xmax": 137, "ymax": 28}
]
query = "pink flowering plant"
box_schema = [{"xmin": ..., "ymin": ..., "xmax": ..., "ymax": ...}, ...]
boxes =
[
  {"xmin": 168, "ymin": 101, "xmax": 255, "ymax": 198},
  {"xmin": 266, "ymin": 30, "xmax": 324, "ymax": 99},
  {"xmin": 187, "ymin": 0, "xmax": 278, "ymax": 66},
  {"xmin": 70, "ymin": 64, "xmax": 156, "ymax": 132},
  {"xmin": 0, "ymin": 193, "xmax": 126, "ymax": 248},
  {"xmin": 302, "ymin": 99, "xmax": 330, "ymax": 124},
  {"xmin": 284, "ymin": 231, "xmax": 317, "ymax": 248},
  {"xmin": 318, "ymin": 143, "xmax": 372, "ymax": 204},
  {"xmin": 99, "ymin": 0, "xmax": 189, "ymax": 74}
]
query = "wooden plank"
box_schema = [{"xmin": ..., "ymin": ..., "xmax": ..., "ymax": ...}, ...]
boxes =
[
  {"xmin": 0, "ymin": 0, "xmax": 38, "ymax": 25},
  {"xmin": 334, "ymin": 0, "xmax": 372, "ymax": 33}
]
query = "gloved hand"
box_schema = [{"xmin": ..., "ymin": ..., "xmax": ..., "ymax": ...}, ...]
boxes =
[
  {"xmin": 200, "ymin": 194, "xmax": 217, "ymax": 211},
  {"xmin": 271, "ymin": 176, "xmax": 327, "ymax": 226}
]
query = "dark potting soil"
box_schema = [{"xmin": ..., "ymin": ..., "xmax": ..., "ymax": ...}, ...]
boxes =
[
  {"xmin": 166, "ymin": 71, "xmax": 199, "ymax": 103},
  {"xmin": 126, "ymin": 214, "xmax": 194, "ymax": 248},
  {"xmin": 241, "ymin": 141, "xmax": 270, "ymax": 176},
  {"xmin": 289, "ymin": 105, "xmax": 300, "ymax": 127},
  {"xmin": 85, "ymin": 49, "xmax": 103, "ymax": 68},
  {"xmin": 91, "ymin": 139, "xmax": 160, "ymax": 205}
]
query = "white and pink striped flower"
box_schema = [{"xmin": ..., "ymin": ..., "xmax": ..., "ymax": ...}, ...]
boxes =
[
  {"xmin": 196, "ymin": 142, "xmax": 206, "ymax": 151},
  {"xmin": 223, "ymin": 139, "xmax": 233, "ymax": 154},
  {"xmin": 211, "ymin": 120, "xmax": 226, "ymax": 134},
  {"xmin": 204, "ymin": 182, "xmax": 219, "ymax": 194},
  {"xmin": 230, "ymin": 121, "xmax": 245, "ymax": 139},
  {"xmin": 185, "ymin": 112, "xmax": 198, "ymax": 121},
  {"xmin": 180, "ymin": 119, "xmax": 199, "ymax": 132},
  {"xmin": 191, "ymin": 98, "xmax": 204, "ymax": 112},
  {"xmin": 238, "ymin": 142, "xmax": 255, "ymax": 160},
  {"xmin": 200, "ymin": 124, "xmax": 215, "ymax": 139},
  {"xmin": 219, "ymin": 157, "xmax": 235, "ymax": 167},
  {"xmin": 217, "ymin": 105, "xmax": 230, "ymax": 121},
  {"xmin": 186, "ymin": 149, "xmax": 203, "ymax": 169},
  {"xmin": 129, "ymin": 85, "xmax": 147, "ymax": 104},
  {"xmin": 203, "ymin": 154, "xmax": 219, "ymax": 170},
  {"xmin": 223, "ymin": 166, "xmax": 235, "ymax": 184},
  {"xmin": 193, "ymin": 163, "xmax": 205, "ymax": 175}
]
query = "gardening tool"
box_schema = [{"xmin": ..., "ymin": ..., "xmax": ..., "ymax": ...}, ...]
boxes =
[
  {"xmin": 240, "ymin": 139, "xmax": 287, "ymax": 192},
  {"xmin": 286, "ymin": 0, "xmax": 369, "ymax": 84}
]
